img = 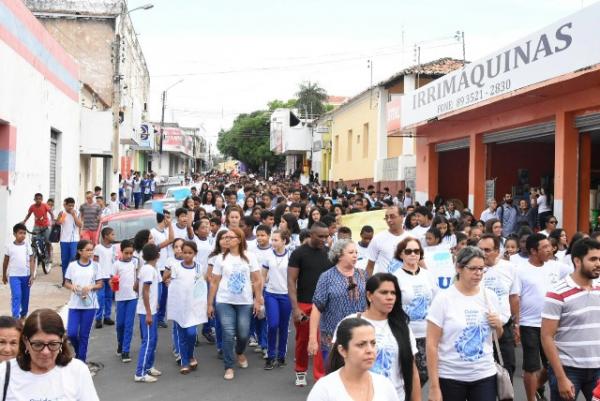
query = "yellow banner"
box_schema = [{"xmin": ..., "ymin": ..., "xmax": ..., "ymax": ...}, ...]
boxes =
[{"xmin": 340, "ymin": 209, "xmax": 387, "ymax": 241}]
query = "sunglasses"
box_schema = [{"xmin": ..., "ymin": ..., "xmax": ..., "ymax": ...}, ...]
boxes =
[
  {"xmin": 347, "ymin": 276, "xmax": 357, "ymax": 292},
  {"xmin": 403, "ymin": 248, "xmax": 421, "ymax": 255}
]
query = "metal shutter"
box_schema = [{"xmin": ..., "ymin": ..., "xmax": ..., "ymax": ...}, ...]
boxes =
[
  {"xmin": 575, "ymin": 113, "xmax": 600, "ymax": 133},
  {"xmin": 435, "ymin": 138, "xmax": 470, "ymax": 152},
  {"xmin": 482, "ymin": 122, "xmax": 555, "ymax": 144},
  {"xmin": 49, "ymin": 133, "xmax": 58, "ymax": 200}
]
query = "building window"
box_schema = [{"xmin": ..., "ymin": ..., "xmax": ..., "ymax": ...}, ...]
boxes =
[
  {"xmin": 363, "ymin": 123, "xmax": 369, "ymax": 158},
  {"xmin": 347, "ymin": 130, "xmax": 352, "ymax": 161},
  {"xmin": 335, "ymin": 135, "xmax": 339, "ymax": 163}
]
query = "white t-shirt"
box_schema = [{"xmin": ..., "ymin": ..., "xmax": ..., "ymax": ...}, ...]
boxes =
[
  {"xmin": 111, "ymin": 259, "xmax": 138, "ymax": 301},
  {"xmin": 213, "ymin": 253, "xmax": 260, "ymax": 305},
  {"xmin": 150, "ymin": 227, "xmax": 169, "ymax": 271},
  {"xmin": 5, "ymin": 242, "xmax": 32, "ymax": 276},
  {"xmin": 307, "ymin": 370, "xmax": 400, "ymax": 401},
  {"xmin": 440, "ymin": 234, "xmax": 457, "ymax": 248},
  {"xmin": 202, "ymin": 204, "xmax": 215, "ymax": 214},
  {"xmin": 7, "ymin": 358, "xmax": 99, "ymax": 401},
  {"xmin": 515, "ymin": 260, "xmax": 571, "ymax": 327},
  {"xmin": 537, "ymin": 195, "xmax": 551, "ymax": 214},
  {"xmin": 59, "ymin": 211, "xmax": 80, "ymax": 243},
  {"xmin": 509, "ymin": 253, "xmax": 529, "ymax": 268},
  {"xmin": 482, "ymin": 259, "xmax": 518, "ymax": 324},
  {"xmin": 356, "ymin": 242, "xmax": 369, "ymax": 270},
  {"xmin": 172, "ymin": 223, "xmax": 193, "ymax": 241},
  {"xmin": 407, "ymin": 225, "xmax": 429, "ymax": 242},
  {"xmin": 393, "ymin": 268, "xmax": 438, "ymax": 338},
  {"xmin": 136, "ymin": 263, "xmax": 160, "ymax": 315},
  {"xmin": 194, "ymin": 236, "xmax": 212, "ymax": 272},
  {"xmin": 65, "ymin": 260, "xmax": 101, "ymax": 309},
  {"xmin": 167, "ymin": 260, "xmax": 208, "ymax": 327},
  {"xmin": 335, "ymin": 313, "xmax": 417, "ymax": 401},
  {"xmin": 93, "ymin": 243, "xmax": 117, "ymax": 279},
  {"xmin": 423, "ymin": 244, "xmax": 455, "ymax": 291},
  {"xmin": 368, "ymin": 230, "xmax": 408, "ymax": 274},
  {"xmin": 426, "ymin": 285, "xmax": 500, "ymax": 382},
  {"xmin": 262, "ymin": 249, "xmax": 290, "ymax": 294}
]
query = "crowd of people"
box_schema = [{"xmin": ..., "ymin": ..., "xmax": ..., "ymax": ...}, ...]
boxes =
[{"xmin": 1, "ymin": 171, "xmax": 600, "ymax": 401}]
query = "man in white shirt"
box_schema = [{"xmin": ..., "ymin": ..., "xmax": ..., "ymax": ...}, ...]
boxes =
[
  {"xmin": 514, "ymin": 233, "xmax": 571, "ymax": 401},
  {"xmin": 151, "ymin": 212, "xmax": 174, "ymax": 327},
  {"xmin": 480, "ymin": 198, "xmax": 498, "ymax": 222},
  {"xmin": 478, "ymin": 233, "xmax": 519, "ymax": 381},
  {"xmin": 403, "ymin": 187, "xmax": 413, "ymax": 208},
  {"xmin": 407, "ymin": 206, "xmax": 431, "ymax": 242},
  {"xmin": 366, "ymin": 205, "xmax": 407, "ymax": 276}
]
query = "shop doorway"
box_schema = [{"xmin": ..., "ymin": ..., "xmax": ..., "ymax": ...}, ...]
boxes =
[
  {"xmin": 577, "ymin": 113, "xmax": 600, "ymax": 231},
  {"xmin": 483, "ymin": 122, "xmax": 555, "ymax": 205},
  {"xmin": 436, "ymin": 139, "xmax": 469, "ymax": 207}
]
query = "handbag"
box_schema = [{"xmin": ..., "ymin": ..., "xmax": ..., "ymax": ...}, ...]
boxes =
[
  {"xmin": 0, "ymin": 360, "xmax": 11, "ymax": 401},
  {"xmin": 483, "ymin": 288, "xmax": 514, "ymax": 401},
  {"xmin": 49, "ymin": 223, "xmax": 61, "ymax": 243}
]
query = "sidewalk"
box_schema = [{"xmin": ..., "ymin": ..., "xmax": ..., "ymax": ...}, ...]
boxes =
[{"xmin": 0, "ymin": 248, "xmax": 70, "ymax": 316}]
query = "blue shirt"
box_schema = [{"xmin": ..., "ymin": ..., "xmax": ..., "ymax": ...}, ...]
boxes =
[{"xmin": 312, "ymin": 267, "xmax": 367, "ymax": 337}]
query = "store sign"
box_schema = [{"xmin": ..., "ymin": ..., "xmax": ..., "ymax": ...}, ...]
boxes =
[
  {"xmin": 137, "ymin": 123, "xmax": 155, "ymax": 150},
  {"xmin": 162, "ymin": 127, "xmax": 193, "ymax": 156},
  {"xmin": 387, "ymin": 97, "xmax": 401, "ymax": 134},
  {"xmin": 401, "ymin": 2, "xmax": 600, "ymax": 128}
]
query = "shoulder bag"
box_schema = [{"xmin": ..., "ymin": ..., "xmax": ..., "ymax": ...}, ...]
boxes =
[
  {"xmin": 483, "ymin": 288, "xmax": 514, "ymax": 401},
  {"xmin": 0, "ymin": 360, "xmax": 11, "ymax": 401}
]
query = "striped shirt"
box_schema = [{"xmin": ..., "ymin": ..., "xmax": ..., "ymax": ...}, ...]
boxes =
[
  {"xmin": 542, "ymin": 275, "xmax": 600, "ymax": 368},
  {"xmin": 79, "ymin": 203, "xmax": 101, "ymax": 231}
]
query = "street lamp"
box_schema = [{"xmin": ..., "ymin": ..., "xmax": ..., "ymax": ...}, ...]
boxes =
[
  {"xmin": 159, "ymin": 79, "xmax": 185, "ymax": 155},
  {"xmin": 129, "ymin": 4, "xmax": 154, "ymax": 13}
]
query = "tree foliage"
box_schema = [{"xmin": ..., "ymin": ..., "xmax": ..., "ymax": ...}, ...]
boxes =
[
  {"xmin": 216, "ymin": 108, "xmax": 284, "ymax": 172},
  {"xmin": 296, "ymin": 81, "xmax": 328, "ymax": 118}
]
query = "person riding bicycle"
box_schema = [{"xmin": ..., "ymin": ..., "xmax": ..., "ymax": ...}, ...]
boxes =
[{"xmin": 22, "ymin": 193, "xmax": 54, "ymax": 261}]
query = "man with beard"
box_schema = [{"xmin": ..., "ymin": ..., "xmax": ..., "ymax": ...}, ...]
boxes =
[
  {"xmin": 541, "ymin": 238, "xmax": 600, "ymax": 401},
  {"xmin": 497, "ymin": 193, "xmax": 518, "ymax": 236}
]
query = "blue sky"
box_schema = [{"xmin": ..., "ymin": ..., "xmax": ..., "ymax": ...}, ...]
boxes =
[{"xmin": 128, "ymin": 0, "xmax": 593, "ymax": 146}]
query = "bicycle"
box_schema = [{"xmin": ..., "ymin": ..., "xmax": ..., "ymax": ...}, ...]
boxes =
[{"xmin": 28, "ymin": 228, "xmax": 52, "ymax": 274}]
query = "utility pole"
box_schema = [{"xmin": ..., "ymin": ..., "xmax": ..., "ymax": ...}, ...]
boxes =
[
  {"xmin": 159, "ymin": 90, "xmax": 166, "ymax": 159},
  {"xmin": 111, "ymin": 4, "xmax": 124, "ymax": 175},
  {"xmin": 455, "ymin": 30, "xmax": 466, "ymax": 65}
]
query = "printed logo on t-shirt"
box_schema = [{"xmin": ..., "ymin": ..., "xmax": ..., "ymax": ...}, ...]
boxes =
[
  {"xmin": 227, "ymin": 264, "xmax": 246, "ymax": 294},
  {"xmin": 484, "ymin": 276, "xmax": 508, "ymax": 299},
  {"xmin": 387, "ymin": 259, "xmax": 403, "ymax": 274},
  {"xmin": 370, "ymin": 332, "xmax": 396, "ymax": 378},
  {"xmin": 454, "ymin": 309, "xmax": 489, "ymax": 361},
  {"xmin": 404, "ymin": 290, "xmax": 431, "ymax": 321}
]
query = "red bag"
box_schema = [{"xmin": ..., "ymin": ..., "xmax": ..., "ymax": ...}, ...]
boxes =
[{"xmin": 110, "ymin": 275, "xmax": 120, "ymax": 292}]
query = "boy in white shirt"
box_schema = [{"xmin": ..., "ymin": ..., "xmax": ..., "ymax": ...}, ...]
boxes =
[
  {"xmin": 2, "ymin": 223, "xmax": 34, "ymax": 320},
  {"xmin": 112, "ymin": 239, "xmax": 138, "ymax": 363},
  {"xmin": 93, "ymin": 227, "xmax": 117, "ymax": 328}
]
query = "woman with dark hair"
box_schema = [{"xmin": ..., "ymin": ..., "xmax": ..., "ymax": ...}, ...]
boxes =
[
  {"xmin": 563, "ymin": 231, "xmax": 589, "ymax": 269},
  {"xmin": 242, "ymin": 196, "xmax": 256, "ymax": 216},
  {"xmin": 133, "ymin": 229, "xmax": 154, "ymax": 269},
  {"xmin": 251, "ymin": 206, "xmax": 263, "ymax": 224},
  {"xmin": 201, "ymin": 190, "xmax": 215, "ymax": 214},
  {"xmin": 484, "ymin": 218, "xmax": 505, "ymax": 249},
  {"xmin": 308, "ymin": 207, "xmax": 322, "ymax": 229},
  {"xmin": 432, "ymin": 215, "xmax": 456, "ymax": 248},
  {"xmin": 548, "ymin": 228, "xmax": 568, "ymax": 260},
  {"xmin": 63, "ymin": 240, "xmax": 103, "ymax": 362},
  {"xmin": 404, "ymin": 212, "xmax": 418, "ymax": 231},
  {"xmin": 307, "ymin": 317, "xmax": 400, "ymax": 401},
  {"xmin": 426, "ymin": 246, "xmax": 503, "ymax": 401},
  {"xmin": 391, "ymin": 237, "xmax": 436, "ymax": 388},
  {"xmin": 0, "ymin": 316, "xmax": 21, "ymax": 361},
  {"xmin": 279, "ymin": 213, "xmax": 301, "ymax": 250},
  {"xmin": 207, "ymin": 228, "xmax": 263, "ymax": 380},
  {"xmin": 335, "ymin": 274, "xmax": 421, "ymax": 400},
  {"xmin": 273, "ymin": 203, "xmax": 288, "ymax": 227},
  {"xmin": 7, "ymin": 308, "xmax": 99, "ymax": 400}
]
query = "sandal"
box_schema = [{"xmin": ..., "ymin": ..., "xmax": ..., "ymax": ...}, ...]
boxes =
[
  {"xmin": 224, "ymin": 369, "xmax": 234, "ymax": 380},
  {"xmin": 190, "ymin": 359, "xmax": 198, "ymax": 370},
  {"xmin": 180, "ymin": 366, "xmax": 191, "ymax": 375}
]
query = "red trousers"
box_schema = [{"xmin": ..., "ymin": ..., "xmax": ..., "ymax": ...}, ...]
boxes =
[{"xmin": 294, "ymin": 302, "xmax": 325, "ymax": 380}]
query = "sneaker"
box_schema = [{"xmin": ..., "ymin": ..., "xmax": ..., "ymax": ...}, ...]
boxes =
[
  {"xmin": 276, "ymin": 358, "xmax": 286, "ymax": 367},
  {"xmin": 146, "ymin": 367, "xmax": 162, "ymax": 377},
  {"xmin": 95, "ymin": 320, "xmax": 103, "ymax": 329},
  {"xmin": 253, "ymin": 346, "xmax": 263, "ymax": 354},
  {"xmin": 158, "ymin": 321, "xmax": 168, "ymax": 328},
  {"xmin": 116, "ymin": 344, "xmax": 122, "ymax": 356},
  {"xmin": 264, "ymin": 358, "xmax": 275, "ymax": 370},
  {"xmin": 134, "ymin": 374, "xmax": 157, "ymax": 383},
  {"xmin": 103, "ymin": 318, "xmax": 115, "ymax": 326},
  {"xmin": 202, "ymin": 331, "xmax": 216, "ymax": 344},
  {"xmin": 262, "ymin": 349, "xmax": 268, "ymax": 360},
  {"xmin": 121, "ymin": 352, "xmax": 131, "ymax": 363},
  {"xmin": 248, "ymin": 336, "xmax": 258, "ymax": 347},
  {"xmin": 295, "ymin": 371, "xmax": 307, "ymax": 387}
]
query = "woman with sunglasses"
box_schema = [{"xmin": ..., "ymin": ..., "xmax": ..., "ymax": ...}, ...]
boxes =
[
  {"xmin": 426, "ymin": 246, "xmax": 503, "ymax": 401},
  {"xmin": 7, "ymin": 308, "xmax": 99, "ymax": 400},
  {"xmin": 391, "ymin": 237, "xmax": 437, "ymax": 388},
  {"xmin": 308, "ymin": 239, "xmax": 367, "ymax": 366},
  {"xmin": 539, "ymin": 216, "xmax": 558, "ymax": 237}
]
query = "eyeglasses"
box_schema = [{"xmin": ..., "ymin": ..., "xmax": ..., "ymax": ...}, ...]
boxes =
[
  {"xmin": 463, "ymin": 265, "xmax": 488, "ymax": 273},
  {"xmin": 403, "ymin": 248, "xmax": 421, "ymax": 255},
  {"xmin": 28, "ymin": 340, "xmax": 62, "ymax": 352},
  {"xmin": 347, "ymin": 276, "xmax": 357, "ymax": 292}
]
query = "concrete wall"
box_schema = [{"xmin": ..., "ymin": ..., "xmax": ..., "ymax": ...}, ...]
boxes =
[
  {"xmin": 330, "ymin": 93, "xmax": 379, "ymax": 181},
  {"xmin": 0, "ymin": 0, "xmax": 80, "ymax": 248}
]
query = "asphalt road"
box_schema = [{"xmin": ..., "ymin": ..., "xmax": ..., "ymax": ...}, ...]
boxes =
[{"xmin": 87, "ymin": 319, "xmax": 577, "ymax": 401}]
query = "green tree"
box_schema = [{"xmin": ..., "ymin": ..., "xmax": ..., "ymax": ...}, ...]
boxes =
[
  {"xmin": 296, "ymin": 81, "xmax": 328, "ymax": 118},
  {"xmin": 217, "ymin": 109, "xmax": 284, "ymax": 172}
]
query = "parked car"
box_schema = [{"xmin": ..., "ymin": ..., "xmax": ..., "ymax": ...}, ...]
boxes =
[
  {"xmin": 155, "ymin": 175, "xmax": 186, "ymax": 194},
  {"xmin": 163, "ymin": 185, "xmax": 193, "ymax": 200},
  {"xmin": 142, "ymin": 198, "xmax": 181, "ymax": 215},
  {"xmin": 94, "ymin": 209, "xmax": 156, "ymax": 244}
]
